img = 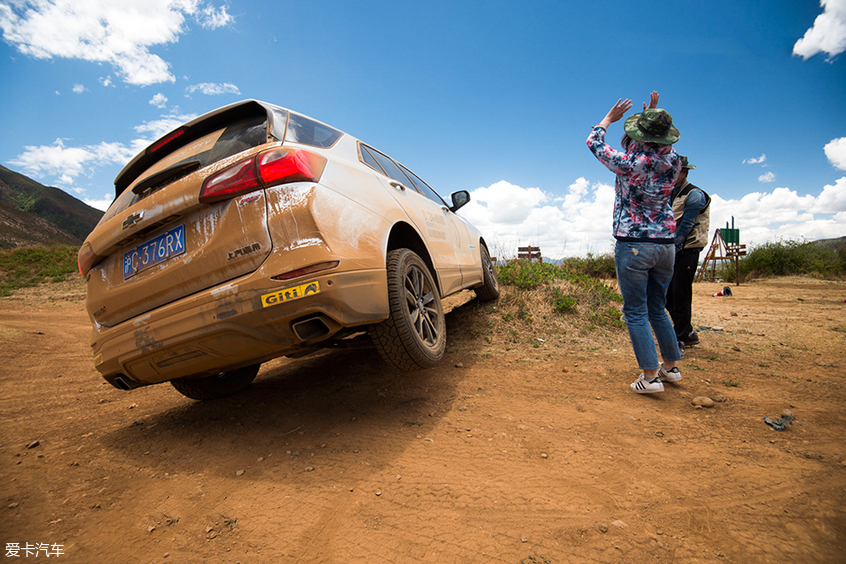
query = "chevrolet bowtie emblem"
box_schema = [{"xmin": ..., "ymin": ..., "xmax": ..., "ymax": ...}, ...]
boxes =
[{"xmin": 121, "ymin": 211, "xmax": 144, "ymax": 230}]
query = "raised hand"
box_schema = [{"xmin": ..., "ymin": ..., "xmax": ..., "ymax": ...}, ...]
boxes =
[
  {"xmin": 603, "ymin": 98, "xmax": 633, "ymax": 125},
  {"xmin": 643, "ymin": 91, "xmax": 659, "ymax": 111}
]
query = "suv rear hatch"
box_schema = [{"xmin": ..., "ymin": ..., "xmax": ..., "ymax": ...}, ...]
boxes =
[{"xmin": 80, "ymin": 101, "xmax": 291, "ymax": 327}]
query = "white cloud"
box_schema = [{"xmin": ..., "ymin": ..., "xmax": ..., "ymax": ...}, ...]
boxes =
[
  {"xmin": 149, "ymin": 93, "xmax": 168, "ymax": 108},
  {"xmin": 186, "ymin": 82, "xmax": 240, "ymax": 95},
  {"xmin": 742, "ymin": 154, "xmax": 766, "ymax": 165},
  {"xmin": 459, "ymin": 178, "xmax": 846, "ymax": 259},
  {"xmin": 758, "ymin": 172, "xmax": 776, "ymax": 183},
  {"xmin": 134, "ymin": 113, "xmax": 197, "ymax": 139},
  {"xmin": 8, "ymin": 138, "xmax": 133, "ymax": 181},
  {"xmin": 463, "ymin": 180, "xmax": 548, "ymax": 225},
  {"xmin": 458, "ymin": 178, "xmax": 617, "ymax": 259},
  {"xmin": 100, "ymin": 76, "xmax": 113, "ymax": 87},
  {"xmin": 710, "ymin": 183, "xmax": 846, "ymax": 243},
  {"xmin": 196, "ymin": 4, "xmax": 232, "ymax": 29},
  {"xmin": 824, "ymin": 137, "xmax": 846, "ymax": 170},
  {"xmin": 812, "ymin": 176, "xmax": 846, "ymax": 212},
  {"xmin": 793, "ymin": 0, "xmax": 846, "ymax": 60},
  {"xmin": 84, "ymin": 195, "xmax": 115, "ymax": 211},
  {"xmin": 72, "ymin": 83, "xmax": 86, "ymax": 94},
  {"xmin": 0, "ymin": 1, "xmax": 235, "ymax": 86}
]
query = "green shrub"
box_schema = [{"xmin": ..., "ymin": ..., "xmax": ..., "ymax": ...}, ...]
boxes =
[
  {"xmin": 589, "ymin": 306, "xmax": 625, "ymax": 328},
  {"xmin": 549, "ymin": 287, "xmax": 577, "ymax": 313},
  {"xmin": 495, "ymin": 260, "xmax": 560, "ymax": 290},
  {"xmin": 559, "ymin": 252, "xmax": 616, "ymax": 279},
  {"xmin": 736, "ymin": 239, "xmax": 845, "ymax": 280}
]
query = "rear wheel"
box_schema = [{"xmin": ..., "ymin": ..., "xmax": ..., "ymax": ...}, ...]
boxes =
[
  {"xmin": 371, "ymin": 248, "xmax": 446, "ymax": 371},
  {"xmin": 474, "ymin": 245, "xmax": 500, "ymax": 302},
  {"xmin": 170, "ymin": 364, "xmax": 260, "ymax": 400}
]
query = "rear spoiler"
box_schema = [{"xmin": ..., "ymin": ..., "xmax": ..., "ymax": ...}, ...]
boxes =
[{"xmin": 113, "ymin": 100, "xmax": 288, "ymax": 198}]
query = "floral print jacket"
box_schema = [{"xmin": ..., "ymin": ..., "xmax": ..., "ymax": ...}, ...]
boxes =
[{"xmin": 587, "ymin": 126, "xmax": 681, "ymax": 242}]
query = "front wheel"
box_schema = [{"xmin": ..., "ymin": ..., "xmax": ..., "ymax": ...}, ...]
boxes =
[
  {"xmin": 170, "ymin": 364, "xmax": 260, "ymax": 400},
  {"xmin": 473, "ymin": 245, "xmax": 500, "ymax": 302},
  {"xmin": 371, "ymin": 248, "xmax": 446, "ymax": 371}
]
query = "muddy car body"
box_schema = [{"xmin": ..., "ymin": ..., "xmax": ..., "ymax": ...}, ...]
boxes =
[{"xmin": 78, "ymin": 100, "xmax": 499, "ymax": 399}]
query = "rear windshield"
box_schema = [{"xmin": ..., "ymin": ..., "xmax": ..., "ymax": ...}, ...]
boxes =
[{"xmin": 101, "ymin": 114, "xmax": 269, "ymax": 222}]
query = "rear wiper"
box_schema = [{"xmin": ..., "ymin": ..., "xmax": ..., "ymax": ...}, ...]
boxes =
[{"xmin": 132, "ymin": 160, "xmax": 202, "ymax": 195}]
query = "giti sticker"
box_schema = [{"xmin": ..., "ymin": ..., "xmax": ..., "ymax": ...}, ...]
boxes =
[{"xmin": 261, "ymin": 280, "xmax": 320, "ymax": 308}]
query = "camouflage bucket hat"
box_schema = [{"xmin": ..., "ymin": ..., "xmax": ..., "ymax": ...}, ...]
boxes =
[
  {"xmin": 624, "ymin": 108, "xmax": 680, "ymax": 145},
  {"xmin": 680, "ymin": 155, "xmax": 696, "ymax": 169}
]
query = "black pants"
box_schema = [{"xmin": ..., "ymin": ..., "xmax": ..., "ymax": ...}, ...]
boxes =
[{"xmin": 667, "ymin": 249, "xmax": 701, "ymax": 341}]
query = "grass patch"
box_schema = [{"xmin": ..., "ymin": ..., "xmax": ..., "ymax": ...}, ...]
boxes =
[
  {"xmin": 0, "ymin": 245, "xmax": 79, "ymax": 297},
  {"xmin": 492, "ymin": 260, "xmax": 624, "ymax": 336},
  {"xmin": 457, "ymin": 259, "xmax": 627, "ymax": 355},
  {"xmin": 723, "ymin": 379, "xmax": 741, "ymax": 387},
  {"xmin": 549, "ymin": 287, "xmax": 577, "ymax": 314}
]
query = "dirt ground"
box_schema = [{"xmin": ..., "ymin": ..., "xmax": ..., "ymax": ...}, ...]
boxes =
[{"xmin": 1, "ymin": 275, "xmax": 845, "ymax": 563}]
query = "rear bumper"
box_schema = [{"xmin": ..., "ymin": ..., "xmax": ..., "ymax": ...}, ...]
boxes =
[{"xmin": 92, "ymin": 267, "xmax": 389, "ymax": 388}]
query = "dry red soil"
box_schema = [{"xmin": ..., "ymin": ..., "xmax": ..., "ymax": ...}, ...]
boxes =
[{"xmin": 1, "ymin": 276, "xmax": 845, "ymax": 563}]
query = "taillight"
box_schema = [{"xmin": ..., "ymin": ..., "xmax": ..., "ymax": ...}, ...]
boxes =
[
  {"xmin": 198, "ymin": 148, "xmax": 327, "ymax": 204},
  {"xmin": 258, "ymin": 148, "xmax": 326, "ymax": 186},
  {"xmin": 78, "ymin": 241, "xmax": 100, "ymax": 276},
  {"xmin": 199, "ymin": 158, "xmax": 259, "ymax": 204}
]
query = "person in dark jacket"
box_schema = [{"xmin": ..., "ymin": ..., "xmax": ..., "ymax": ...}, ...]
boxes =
[{"xmin": 667, "ymin": 156, "xmax": 710, "ymax": 351}]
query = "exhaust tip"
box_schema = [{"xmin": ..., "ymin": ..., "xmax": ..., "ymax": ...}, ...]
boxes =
[
  {"xmin": 292, "ymin": 316, "xmax": 331, "ymax": 342},
  {"xmin": 106, "ymin": 373, "xmax": 147, "ymax": 390}
]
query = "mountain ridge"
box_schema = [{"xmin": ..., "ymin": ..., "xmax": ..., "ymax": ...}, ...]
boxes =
[{"xmin": 0, "ymin": 165, "xmax": 104, "ymax": 249}]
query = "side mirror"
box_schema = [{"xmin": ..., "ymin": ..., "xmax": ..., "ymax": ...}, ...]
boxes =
[{"xmin": 450, "ymin": 190, "xmax": 471, "ymax": 212}]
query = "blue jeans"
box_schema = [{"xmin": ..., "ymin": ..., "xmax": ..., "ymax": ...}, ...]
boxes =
[{"xmin": 615, "ymin": 241, "xmax": 682, "ymax": 371}]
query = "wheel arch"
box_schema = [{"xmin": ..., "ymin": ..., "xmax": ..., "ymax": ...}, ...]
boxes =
[
  {"xmin": 479, "ymin": 236, "xmax": 492, "ymax": 256},
  {"xmin": 385, "ymin": 221, "xmax": 441, "ymax": 295}
]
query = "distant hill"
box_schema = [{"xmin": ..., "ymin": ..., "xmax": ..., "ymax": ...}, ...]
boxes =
[
  {"xmin": 812, "ymin": 236, "xmax": 846, "ymax": 250},
  {"xmin": 0, "ymin": 165, "xmax": 103, "ymax": 249}
]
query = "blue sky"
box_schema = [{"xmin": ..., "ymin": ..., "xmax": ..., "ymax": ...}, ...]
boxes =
[{"xmin": 1, "ymin": 0, "xmax": 844, "ymax": 258}]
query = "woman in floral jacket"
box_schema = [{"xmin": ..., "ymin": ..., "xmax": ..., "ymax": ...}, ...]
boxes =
[{"xmin": 587, "ymin": 92, "xmax": 683, "ymax": 394}]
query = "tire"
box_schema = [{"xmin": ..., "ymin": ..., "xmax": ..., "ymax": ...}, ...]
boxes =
[
  {"xmin": 371, "ymin": 248, "xmax": 446, "ymax": 371},
  {"xmin": 474, "ymin": 245, "xmax": 500, "ymax": 302},
  {"xmin": 170, "ymin": 364, "xmax": 260, "ymax": 400}
]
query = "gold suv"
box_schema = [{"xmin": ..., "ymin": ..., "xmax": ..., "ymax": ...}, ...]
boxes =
[{"xmin": 78, "ymin": 100, "xmax": 499, "ymax": 400}]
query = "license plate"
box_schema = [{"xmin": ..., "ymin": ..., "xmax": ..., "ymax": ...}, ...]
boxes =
[{"xmin": 123, "ymin": 224, "xmax": 186, "ymax": 279}]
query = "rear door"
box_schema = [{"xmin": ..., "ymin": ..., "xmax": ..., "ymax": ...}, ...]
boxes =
[
  {"xmin": 395, "ymin": 163, "xmax": 481, "ymax": 286},
  {"xmin": 84, "ymin": 103, "xmax": 281, "ymax": 327},
  {"xmin": 360, "ymin": 145, "xmax": 463, "ymax": 295}
]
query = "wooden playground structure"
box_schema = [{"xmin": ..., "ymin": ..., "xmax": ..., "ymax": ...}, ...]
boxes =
[{"xmin": 696, "ymin": 218, "xmax": 746, "ymax": 284}]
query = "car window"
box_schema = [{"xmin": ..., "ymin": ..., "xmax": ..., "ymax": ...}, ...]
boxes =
[
  {"xmin": 285, "ymin": 113, "xmax": 342, "ymax": 148},
  {"xmin": 364, "ymin": 145, "xmax": 415, "ymax": 188},
  {"xmin": 397, "ymin": 163, "xmax": 447, "ymax": 207},
  {"xmin": 359, "ymin": 144, "xmax": 385, "ymax": 174}
]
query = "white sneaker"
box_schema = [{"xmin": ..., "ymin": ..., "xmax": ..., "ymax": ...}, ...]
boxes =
[
  {"xmin": 658, "ymin": 364, "xmax": 682, "ymax": 383},
  {"xmin": 631, "ymin": 374, "xmax": 664, "ymax": 394}
]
